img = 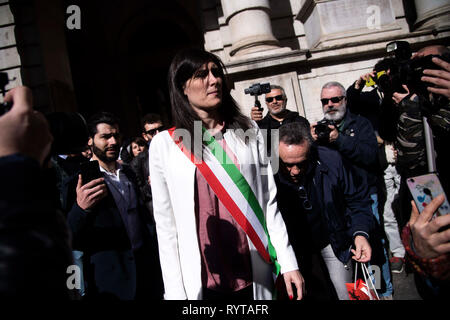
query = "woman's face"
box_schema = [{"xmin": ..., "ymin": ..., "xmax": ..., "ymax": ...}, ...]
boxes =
[
  {"xmin": 131, "ymin": 142, "xmax": 145, "ymax": 157},
  {"xmin": 183, "ymin": 61, "xmax": 223, "ymax": 112}
]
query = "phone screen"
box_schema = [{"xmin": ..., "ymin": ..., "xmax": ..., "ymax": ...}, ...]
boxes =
[
  {"xmin": 407, "ymin": 173, "xmax": 450, "ymax": 217},
  {"xmin": 80, "ymin": 160, "xmax": 102, "ymax": 185}
]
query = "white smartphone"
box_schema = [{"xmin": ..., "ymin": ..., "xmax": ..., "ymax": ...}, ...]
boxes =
[{"xmin": 407, "ymin": 173, "xmax": 450, "ymax": 218}]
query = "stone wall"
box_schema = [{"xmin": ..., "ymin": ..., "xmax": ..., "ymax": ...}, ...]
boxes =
[{"xmin": 202, "ymin": 0, "xmax": 450, "ymax": 123}]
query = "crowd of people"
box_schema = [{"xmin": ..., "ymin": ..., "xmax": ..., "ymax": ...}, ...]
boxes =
[{"xmin": 0, "ymin": 44, "xmax": 449, "ymax": 301}]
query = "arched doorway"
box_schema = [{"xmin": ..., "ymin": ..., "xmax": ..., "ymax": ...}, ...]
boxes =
[{"xmin": 64, "ymin": 0, "xmax": 203, "ymax": 137}]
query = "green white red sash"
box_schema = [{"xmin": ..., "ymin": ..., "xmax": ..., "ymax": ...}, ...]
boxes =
[{"xmin": 168, "ymin": 126, "xmax": 280, "ymax": 275}]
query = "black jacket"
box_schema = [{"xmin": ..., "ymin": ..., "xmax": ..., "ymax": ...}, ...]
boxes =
[
  {"xmin": 66, "ymin": 163, "xmax": 162, "ymax": 300},
  {"xmin": 327, "ymin": 111, "xmax": 379, "ymax": 194},
  {"xmin": 275, "ymin": 146, "xmax": 375, "ymax": 264},
  {"xmin": 256, "ymin": 110, "xmax": 310, "ymax": 154}
]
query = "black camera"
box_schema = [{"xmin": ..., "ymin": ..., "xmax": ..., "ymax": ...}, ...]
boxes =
[
  {"xmin": 314, "ymin": 119, "xmax": 336, "ymax": 144},
  {"xmin": 244, "ymin": 83, "xmax": 271, "ymax": 96},
  {"xmin": 384, "ymin": 41, "xmax": 450, "ymax": 105},
  {"xmin": 245, "ymin": 83, "xmax": 271, "ymax": 111}
]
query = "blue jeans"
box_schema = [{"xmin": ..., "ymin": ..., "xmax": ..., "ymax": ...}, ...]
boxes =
[{"xmin": 370, "ymin": 193, "xmax": 393, "ymax": 297}]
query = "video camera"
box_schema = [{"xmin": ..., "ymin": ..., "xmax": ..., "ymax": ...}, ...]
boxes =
[
  {"xmin": 378, "ymin": 41, "xmax": 450, "ymax": 107},
  {"xmin": 314, "ymin": 119, "xmax": 336, "ymax": 144},
  {"xmin": 0, "ymin": 72, "xmax": 89, "ymax": 155},
  {"xmin": 245, "ymin": 82, "xmax": 271, "ymax": 111}
]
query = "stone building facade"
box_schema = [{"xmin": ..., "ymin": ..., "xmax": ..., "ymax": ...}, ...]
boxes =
[{"xmin": 0, "ymin": 0, "xmax": 449, "ymax": 134}]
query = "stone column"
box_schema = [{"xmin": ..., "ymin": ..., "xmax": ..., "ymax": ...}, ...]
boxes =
[
  {"xmin": 221, "ymin": 0, "xmax": 283, "ymax": 56},
  {"xmin": 414, "ymin": 0, "xmax": 450, "ymax": 30}
]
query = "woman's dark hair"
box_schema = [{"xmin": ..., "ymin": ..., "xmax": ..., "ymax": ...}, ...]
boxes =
[{"xmin": 167, "ymin": 48, "xmax": 250, "ymax": 153}]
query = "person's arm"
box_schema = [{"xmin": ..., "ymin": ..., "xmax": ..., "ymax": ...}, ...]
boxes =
[
  {"xmin": 401, "ymin": 195, "xmax": 450, "ymax": 280},
  {"xmin": 422, "ymin": 57, "xmax": 450, "ymax": 99},
  {"xmin": 339, "ymin": 156, "xmax": 374, "ymax": 262},
  {"xmin": 0, "ymin": 86, "xmax": 52, "ymax": 165},
  {"xmin": 0, "ymin": 86, "xmax": 73, "ymax": 298},
  {"xmin": 250, "ymin": 106, "xmax": 264, "ymax": 122},
  {"xmin": 149, "ymin": 133, "xmax": 187, "ymax": 299}
]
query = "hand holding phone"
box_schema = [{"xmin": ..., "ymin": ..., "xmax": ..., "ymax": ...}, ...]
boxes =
[
  {"xmin": 77, "ymin": 160, "xmax": 107, "ymax": 210},
  {"xmin": 407, "ymin": 173, "xmax": 450, "ymax": 218}
]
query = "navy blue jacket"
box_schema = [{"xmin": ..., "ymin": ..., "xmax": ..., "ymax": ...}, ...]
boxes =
[
  {"xmin": 330, "ymin": 111, "xmax": 379, "ymax": 194},
  {"xmin": 66, "ymin": 164, "xmax": 162, "ymax": 300},
  {"xmin": 275, "ymin": 146, "xmax": 375, "ymax": 264}
]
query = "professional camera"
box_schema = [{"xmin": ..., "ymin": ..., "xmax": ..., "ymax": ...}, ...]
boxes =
[
  {"xmin": 245, "ymin": 82, "xmax": 271, "ymax": 111},
  {"xmin": 0, "ymin": 73, "xmax": 89, "ymax": 155},
  {"xmin": 383, "ymin": 41, "xmax": 450, "ymax": 107},
  {"xmin": 314, "ymin": 119, "xmax": 336, "ymax": 144}
]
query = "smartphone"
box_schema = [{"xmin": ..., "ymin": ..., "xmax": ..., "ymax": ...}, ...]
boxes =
[
  {"xmin": 407, "ymin": 173, "xmax": 450, "ymax": 218},
  {"xmin": 80, "ymin": 160, "xmax": 102, "ymax": 185}
]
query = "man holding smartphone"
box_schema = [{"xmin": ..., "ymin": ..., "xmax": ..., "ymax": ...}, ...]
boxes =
[{"xmin": 66, "ymin": 111, "xmax": 163, "ymax": 300}]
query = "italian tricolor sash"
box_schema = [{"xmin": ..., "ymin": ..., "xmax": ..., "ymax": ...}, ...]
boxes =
[{"xmin": 168, "ymin": 126, "xmax": 280, "ymax": 275}]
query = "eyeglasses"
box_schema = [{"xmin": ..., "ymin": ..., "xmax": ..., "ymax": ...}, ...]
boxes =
[
  {"xmin": 194, "ymin": 67, "xmax": 222, "ymax": 79},
  {"xmin": 145, "ymin": 126, "xmax": 165, "ymax": 136},
  {"xmin": 265, "ymin": 95, "xmax": 284, "ymax": 103},
  {"xmin": 298, "ymin": 185, "xmax": 312, "ymax": 210},
  {"xmin": 321, "ymin": 96, "xmax": 345, "ymax": 105}
]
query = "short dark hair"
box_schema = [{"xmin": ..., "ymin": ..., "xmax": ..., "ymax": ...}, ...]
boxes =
[
  {"xmin": 87, "ymin": 111, "xmax": 121, "ymax": 137},
  {"xmin": 279, "ymin": 122, "xmax": 313, "ymax": 147},
  {"xmin": 141, "ymin": 113, "xmax": 162, "ymax": 131}
]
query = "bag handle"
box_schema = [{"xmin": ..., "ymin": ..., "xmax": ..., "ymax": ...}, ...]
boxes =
[
  {"xmin": 354, "ymin": 262, "xmax": 380, "ymax": 300},
  {"xmin": 362, "ymin": 263, "xmax": 380, "ymax": 300}
]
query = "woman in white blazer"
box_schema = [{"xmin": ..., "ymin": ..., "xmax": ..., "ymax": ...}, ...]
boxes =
[{"xmin": 149, "ymin": 48, "xmax": 304, "ymax": 300}]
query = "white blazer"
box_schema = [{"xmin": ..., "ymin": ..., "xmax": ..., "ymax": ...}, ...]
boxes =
[{"xmin": 149, "ymin": 123, "xmax": 298, "ymax": 300}]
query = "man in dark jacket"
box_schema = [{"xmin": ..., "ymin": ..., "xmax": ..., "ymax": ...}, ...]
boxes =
[
  {"xmin": 276, "ymin": 122, "xmax": 374, "ymax": 300},
  {"xmin": 130, "ymin": 113, "xmax": 164, "ymax": 220},
  {"xmin": 66, "ymin": 112, "xmax": 163, "ymax": 300},
  {"xmin": 311, "ymin": 81, "xmax": 393, "ymax": 299},
  {"xmin": 250, "ymin": 84, "xmax": 309, "ymax": 154}
]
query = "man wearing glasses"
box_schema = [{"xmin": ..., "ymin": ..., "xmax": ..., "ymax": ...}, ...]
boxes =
[
  {"xmin": 131, "ymin": 113, "xmax": 165, "ymax": 217},
  {"xmin": 275, "ymin": 121, "xmax": 374, "ymax": 300},
  {"xmin": 251, "ymin": 84, "xmax": 309, "ymax": 154},
  {"xmin": 311, "ymin": 82, "xmax": 394, "ymax": 299}
]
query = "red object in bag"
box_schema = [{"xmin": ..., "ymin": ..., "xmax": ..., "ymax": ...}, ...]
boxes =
[
  {"xmin": 346, "ymin": 279, "xmax": 377, "ymax": 300},
  {"xmin": 346, "ymin": 263, "xmax": 380, "ymax": 300}
]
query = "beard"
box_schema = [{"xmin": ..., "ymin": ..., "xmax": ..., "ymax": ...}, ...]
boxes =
[
  {"xmin": 269, "ymin": 103, "xmax": 287, "ymax": 116},
  {"xmin": 324, "ymin": 103, "xmax": 346, "ymax": 122},
  {"xmin": 92, "ymin": 143, "xmax": 119, "ymax": 163}
]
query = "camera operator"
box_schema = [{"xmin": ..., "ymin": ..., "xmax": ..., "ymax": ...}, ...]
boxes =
[
  {"xmin": 250, "ymin": 84, "xmax": 309, "ymax": 155},
  {"xmin": 0, "ymin": 86, "xmax": 73, "ymax": 299},
  {"xmin": 384, "ymin": 45, "xmax": 450, "ymax": 231},
  {"xmin": 346, "ymin": 58, "xmax": 407, "ymax": 275},
  {"xmin": 386, "ymin": 44, "xmax": 450, "ymax": 299}
]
